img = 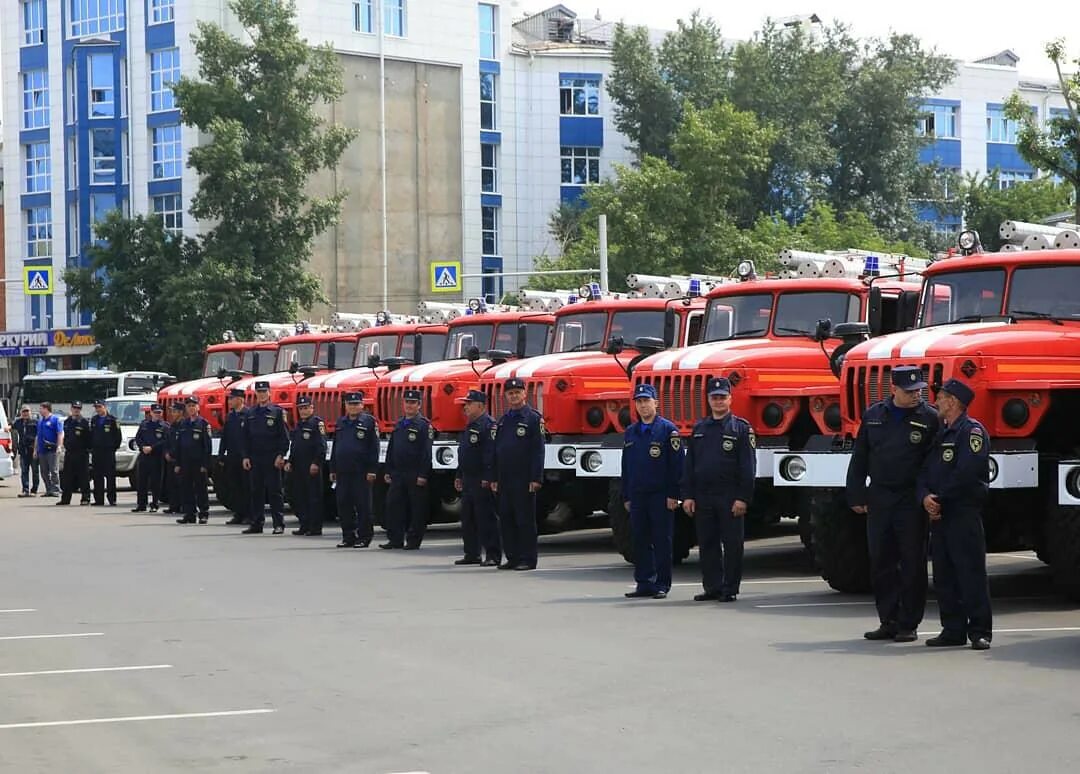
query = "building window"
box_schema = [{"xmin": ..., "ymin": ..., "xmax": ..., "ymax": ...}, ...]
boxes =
[
  {"xmin": 998, "ymin": 170, "xmax": 1034, "ymax": 190},
  {"xmin": 90, "ymin": 193, "xmax": 118, "ymax": 238},
  {"xmin": 480, "ymin": 72, "xmax": 496, "ymax": 130},
  {"xmin": 68, "ymin": 137, "xmax": 78, "ymax": 189},
  {"xmin": 26, "ymin": 206, "xmax": 53, "ymax": 259},
  {"xmin": 152, "ymin": 124, "xmax": 183, "ymax": 180},
  {"xmin": 561, "ymin": 146, "xmax": 600, "ymax": 185},
  {"xmin": 70, "ymin": 0, "xmax": 125, "ymax": 38},
  {"xmin": 69, "ymin": 203, "xmax": 80, "ymax": 257},
  {"xmin": 150, "ymin": 48, "xmax": 180, "ymax": 112},
  {"xmin": 120, "ymin": 57, "xmax": 128, "ymax": 116},
  {"xmin": 478, "ymin": 4, "xmax": 497, "ymax": 59},
  {"xmin": 22, "ymin": 70, "xmax": 49, "ymax": 129},
  {"xmin": 916, "ymin": 103, "xmax": 959, "ymax": 139},
  {"xmin": 25, "ymin": 142, "xmax": 51, "ymax": 193},
  {"xmin": 23, "ymin": 0, "xmax": 46, "ymax": 45},
  {"xmin": 384, "ymin": 0, "xmax": 406, "ymax": 36},
  {"xmin": 91, "ymin": 128, "xmax": 117, "ymax": 184},
  {"xmin": 481, "ymin": 143, "xmax": 497, "ymax": 193},
  {"xmin": 153, "ymin": 194, "xmax": 184, "ymax": 234},
  {"xmin": 987, "ymin": 105, "xmax": 1020, "ymax": 144},
  {"xmin": 150, "ymin": 0, "xmax": 174, "ymax": 24},
  {"xmin": 560, "ymin": 77, "xmax": 600, "ymax": 116},
  {"xmin": 482, "ymin": 206, "xmax": 499, "ymax": 256},
  {"xmin": 353, "ymin": 0, "xmax": 373, "ymax": 33},
  {"xmin": 88, "ymin": 53, "xmax": 115, "ymax": 118}
]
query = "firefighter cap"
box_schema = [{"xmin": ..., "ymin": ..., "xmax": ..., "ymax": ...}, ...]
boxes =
[
  {"xmin": 940, "ymin": 378, "xmax": 974, "ymax": 407},
  {"xmin": 892, "ymin": 366, "xmax": 927, "ymax": 391},
  {"xmin": 707, "ymin": 377, "xmax": 732, "ymax": 396}
]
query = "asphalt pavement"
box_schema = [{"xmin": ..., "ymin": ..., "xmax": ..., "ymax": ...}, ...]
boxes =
[{"xmin": 0, "ymin": 482, "xmax": 1078, "ymax": 773}]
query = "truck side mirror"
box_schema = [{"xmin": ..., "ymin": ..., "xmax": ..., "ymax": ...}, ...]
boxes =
[
  {"xmin": 367, "ymin": 354, "xmax": 381, "ymax": 369},
  {"xmin": 516, "ymin": 324, "xmax": 528, "ymax": 359},
  {"xmin": 413, "ymin": 333, "xmax": 424, "ymax": 365},
  {"xmin": 327, "ymin": 342, "xmax": 337, "ymax": 370},
  {"xmin": 898, "ymin": 290, "xmax": 920, "ymax": 331},
  {"xmin": 814, "ymin": 319, "xmax": 833, "ymax": 342},
  {"xmin": 466, "ymin": 346, "xmax": 481, "ymax": 362},
  {"xmin": 829, "ymin": 322, "xmax": 871, "ymax": 378},
  {"xmin": 663, "ymin": 308, "xmax": 677, "ymax": 348},
  {"xmin": 867, "ymin": 286, "xmax": 883, "ymax": 337},
  {"xmin": 605, "ymin": 336, "xmax": 626, "ymax": 355},
  {"xmin": 252, "ymin": 353, "xmax": 260, "ymax": 375},
  {"xmin": 487, "ymin": 349, "xmax": 513, "ymax": 365}
]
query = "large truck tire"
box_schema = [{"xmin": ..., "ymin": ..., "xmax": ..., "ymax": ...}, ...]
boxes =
[
  {"xmin": 1045, "ymin": 504, "xmax": 1080, "ymax": 600},
  {"xmin": 809, "ymin": 488, "xmax": 871, "ymax": 593}
]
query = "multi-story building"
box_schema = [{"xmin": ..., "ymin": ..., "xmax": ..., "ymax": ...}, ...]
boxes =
[{"xmin": 0, "ymin": 4, "xmax": 1070, "ymax": 383}]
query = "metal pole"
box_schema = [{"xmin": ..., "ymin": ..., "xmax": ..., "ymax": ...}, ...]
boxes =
[
  {"xmin": 378, "ymin": 0, "xmax": 389, "ymax": 309},
  {"xmin": 460, "ymin": 269, "xmax": 600, "ymax": 279},
  {"xmin": 598, "ymin": 214, "xmax": 609, "ymax": 293}
]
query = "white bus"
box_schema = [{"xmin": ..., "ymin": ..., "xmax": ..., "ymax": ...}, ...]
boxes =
[{"xmin": 16, "ymin": 370, "xmax": 175, "ymax": 416}]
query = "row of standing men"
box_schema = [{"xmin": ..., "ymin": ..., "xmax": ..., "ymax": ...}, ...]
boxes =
[{"xmin": 123, "ymin": 371, "xmax": 992, "ymax": 648}]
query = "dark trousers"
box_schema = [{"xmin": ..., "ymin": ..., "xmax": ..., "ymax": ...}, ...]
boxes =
[
  {"xmin": 181, "ymin": 465, "xmax": 210, "ymax": 521},
  {"xmin": 336, "ymin": 473, "xmax": 373, "ymax": 544},
  {"xmin": 461, "ymin": 479, "xmax": 500, "ymax": 561},
  {"xmin": 91, "ymin": 449, "xmax": 117, "ymax": 505},
  {"xmin": 695, "ymin": 495, "xmax": 744, "ymax": 596},
  {"xmin": 224, "ymin": 455, "xmax": 251, "ymax": 521},
  {"xmin": 294, "ymin": 462, "xmax": 324, "ymax": 533},
  {"xmin": 136, "ymin": 455, "xmax": 161, "ymax": 509},
  {"xmin": 931, "ymin": 507, "xmax": 992, "ymax": 641},
  {"xmin": 60, "ymin": 452, "xmax": 91, "ymax": 504},
  {"xmin": 385, "ymin": 474, "xmax": 429, "ymax": 547},
  {"xmin": 250, "ymin": 458, "xmax": 285, "ymax": 529},
  {"xmin": 163, "ymin": 458, "xmax": 178, "ymax": 508},
  {"xmin": 866, "ymin": 496, "xmax": 928, "ymax": 630},
  {"xmin": 630, "ymin": 491, "xmax": 674, "ymax": 594},
  {"xmin": 497, "ymin": 480, "xmax": 537, "ymax": 567},
  {"xmin": 18, "ymin": 450, "xmax": 39, "ymax": 493}
]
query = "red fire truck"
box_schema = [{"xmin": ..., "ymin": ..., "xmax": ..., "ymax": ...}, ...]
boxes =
[
  {"xmin": 629, "ymin": 261, "xmax": 922, "ymax": 561},
  {"xmin": 782, "ymin": 231, "xmax": 1080, "ymax": 597},
  {"xmin": 477, "ymin": 284, "xmax": 708, "ymax": 534}
]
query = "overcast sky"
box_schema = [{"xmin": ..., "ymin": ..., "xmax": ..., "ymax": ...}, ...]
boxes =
[{"xmin": 587, "ymin": 2, "xmax": 1078, "ymax": 82}]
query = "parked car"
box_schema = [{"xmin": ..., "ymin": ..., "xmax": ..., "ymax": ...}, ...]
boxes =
[{"xmin": 104, "ymin": 394, "xmax": 160, "ymax": 490}]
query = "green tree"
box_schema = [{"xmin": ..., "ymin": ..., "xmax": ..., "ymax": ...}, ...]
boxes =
[
  {"xmin": 65, "ymin": 214, "xmax": 208, "ymax": 377},
  {"xmin": 174, "ymin": 0, "xmax": 357, "ymax": 333},
  {"xmin": 1004, "ymin": 39, "xmax": 1080, "ymax": 223},
  {"xmin": 960, "ymin": 172, "xmax": 1073, "ymax": 251}
]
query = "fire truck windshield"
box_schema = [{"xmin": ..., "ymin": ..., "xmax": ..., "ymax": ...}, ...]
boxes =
[
  {"xmin": 317, "ymin": 341, "xmax": 355, "ymax": 369},
  {"xmin": 553, "ymin": 310, "xmax": 664, "ymax": 352},
  {"xmin": 400, "ymin": 333, "xmax": 447, "ymax": 364},
  {"xmin": 1006, "ymin": 265, "xmax": 1080, "ymax": 320},
  {"xmin": 920, "ymin": 269, "xmax": 1006, "ymax": 326},
  {"xmin": 703, "ymin": 294, "xmax": 772, "ymax": 341},
  {"xmin": 275, "ymin": 343, "xmax": 316, "ymax": 371},
  {"xmin": 203, "ymin": 350, "xmax": 241, "ymax": 376},
  {"xmin": 353, "ymin": 335, "xmax": 398, "ymax": 366},
  {"xmin": 445, "ymin": 324, "xmax": 497, "ymax": 358},
  {"xmin": 774, "ymin": 292, "xmax": 860, "ymax": 336},
  {"xmin": 240, "ymin": 350, "xmax": 274, "ymax": 375},
  {"xmin": 494, "ymin": 322, "xmax": 550, "ymax": 356}
]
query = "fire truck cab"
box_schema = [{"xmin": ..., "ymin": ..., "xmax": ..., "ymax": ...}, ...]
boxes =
[{"xmin": 787, "ymin": 231, "xmax": 1080, "ymax": 597}]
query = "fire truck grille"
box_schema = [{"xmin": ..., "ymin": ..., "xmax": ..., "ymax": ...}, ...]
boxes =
[
  {"xmin": 846, "ymin": 362, "xmax": 944, "ymax": 423},
  {"xmin": 376, "ymin": 385, "xmax": 434, "ymax": 425},
  {"xmin": 485, "ymin": 381, "xmax": 543, "ymax": 420},
  {"xmin": 635, "ymin": 373, "xmax": 707, "ymax": 429}
]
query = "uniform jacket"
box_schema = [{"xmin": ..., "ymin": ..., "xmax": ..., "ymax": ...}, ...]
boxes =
[
  {"xmin": 62, "ymin": 416, "xmax": 91, "ymax": 455},
  {"xmin": 135, "ymin": 419, "xmax": 169, "ymax": 457},
  {"xmin": 330, "ymin": 414, "xmax": 380, "ymax": 474},
  {"xmin": 386, "ymin": 414, "xmax": 433, "ymax": 477},
  {"xmin": 621, "ymin": 416, "xmax": 684, "ymax": 501},
  {"xmin": 917, "ymin": 412, "xmax": 990, "ymax": 511},
  {"xmin": 493, "ymin": 406, "xmax": 544, "ymax": 484},
  {"xmin": 244, "ymin": 403, "xmax": 290, "ymax": 460},
  {"xmin": 221, "ymin": 409, "xmax": 248, "ymax": 458},
  {"xmin": 175, "ymin": 416, "xmax": 213, "ymax": 469},
  {"xmin": 681, "ymin": 412, "xmax": 755, "ymax": 503},
  {"xmin": 90, "ymin": 413, "xmax": 122, "ymax": 451},
  {"xmin": 846, "ymin": 398, "xmax": 940, "ymax": 507},
  {"xmin": 456, "ymin": 413, "xmax": 496, "ymax": 484},
  {"xmin": 289, "ymin": 415, "xmax": 327, "ymax": 467}
]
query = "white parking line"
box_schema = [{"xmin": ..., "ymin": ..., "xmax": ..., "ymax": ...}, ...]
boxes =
[
  {"xmin": 0, "ymin": 609, "xmax": 36, "ymax": 614},
  {"xmin": 535, "ymin": 566, "xmax": 625, "ymax": 573},
  {"xmin": 0, "ymin": 633, "xmax": 104, "ymax": 642},
  {"xmin": 996, "ymin": 627, "xmax": 1080, "ymax": 634},
  {"xmin": 991, "ymin": 553, "xmax": 1042, "ymax": 562},
  {"xmin": 756, "ymin": 601, "xmax": 874, "ymax": 609},
  {"xmin": 0, "ymin": 708, "xmax": 275, "ymax": 731},
  {"xmin": 0, "ymin": 665, "xmax": 172, "ymax": 679},
  {"xmin": 665, "ymin": 579, "xmax": 825, "ymax": 588}
]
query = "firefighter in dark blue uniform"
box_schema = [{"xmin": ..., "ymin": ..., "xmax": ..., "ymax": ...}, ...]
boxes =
[
  {"xmin": 162, "ymin": 402, "xmax": 185, "ymax": 513},
  {"xmin": 287, "ymin": 396, "xmax": 327, "ymax": 536},
  {"xmin": 243, "ymin": 381, "xmax": 290, "ymax": 535},
  {"xmin": 621, "ymin": 383, "xmax": 684, "ymax": 599},
  {"xmin": 682, "ymin": 377, "xmax": 755, "ymax": 602},
  {"xmin": 331, "ymin": 391, "xmax": 380, "ymax": 548},
  {"xmin": 90, "ymin": 399, "xmax": 122, "ymax": 506},
  {"xmin": 918, "ymin": 378, "xmax": 992, "ymax": 650},
  {"xmin": 222, "ymin": 388, "xmax": 251, "ymax": 525},
  {"xmin": 57, "ymin": 402, "xmax": 91, "ymax": 506},
  {"xmin": 492, "ymin": 377, "xmax": 545, "ymax": 571},
  {"xmin": 174, "ymin": 397, "xmax": 212, "ymax": 524},
  {"xmin": 454, "ymin": 389, "xmax": 500, "ymax": 567},
  {"xmin": 847, "ymin": 365, "xmax": 940, "ymax": 642},
  {"xmin": 381, "ymin": 389, "xmax": 432, "ymax": 549},
  {"xmin": 132, "ymin": 405, "xmax": 168, "ymax": 512}
]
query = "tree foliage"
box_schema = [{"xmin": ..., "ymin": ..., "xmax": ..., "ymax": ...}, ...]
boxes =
[
  {"xmin": 1004, "ymin": 39, "xmax": 1080, "ymax": 223},
  {"xmin": 960, "ymin": 173, "xmax": 1073, "ymax": 251}
]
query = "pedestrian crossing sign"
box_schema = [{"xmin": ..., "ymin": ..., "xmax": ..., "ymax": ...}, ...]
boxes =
[
  {"xmin": 24, "ymin": 266, "xmax": 52, "ymax": 295},
  {"xmin": 430, "ymin": 261, "xmax": 461, "ymax": 294}
]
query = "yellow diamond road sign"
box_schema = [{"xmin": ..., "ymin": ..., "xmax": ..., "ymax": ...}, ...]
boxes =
[
  {"xmin": 24, "ymin": 266, "xmax": 52, "ymax": 295},
  {"xmin": 430, "ymin": 261, "xmax": 461, "ymax": 294}
]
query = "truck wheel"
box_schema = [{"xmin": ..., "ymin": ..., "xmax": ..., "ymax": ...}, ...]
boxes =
[
  {"xmin": 672, "ymin": 509, "xmax": 693, "ymax": 565},
  {"xmin": 608, "ymin": 485, "xmax": 633, "ymax": 564},
  {"xmin": 810, "ymin": 488, "xmax": 870, "ymax": 593},
  {"xmin": 1045, "ymin": 504, "xmax": 1080, "ymax": 600}
]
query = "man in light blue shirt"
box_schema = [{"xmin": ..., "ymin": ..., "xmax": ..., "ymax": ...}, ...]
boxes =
[{"xmin": 34, "ymin": 402, "xmax": 63, "ymax": 497}]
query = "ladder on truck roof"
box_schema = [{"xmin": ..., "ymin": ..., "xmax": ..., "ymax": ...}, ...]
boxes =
[
  {"xmin": 997, "ymin": 220, "xmax": 1080, "ymax": 251},
  {"xmin": 778, "ymin": 249, "xmax": 928, "ymax": 280}
]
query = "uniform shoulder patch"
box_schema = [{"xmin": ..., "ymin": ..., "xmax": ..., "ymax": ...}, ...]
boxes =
[
  {"xmin": 491, "ymin": 425, "xmax": 498, "ymax": 440},
  {"xmin": 670, "ymin": 435, "xmax": 681, "ymax": 451},
  {"xmin": 318, "ymin": 420, "xmax": 326, "ymax": 436},
  {"xmin": 428, "ymin": 426, "xmax": 435, "ymax": 440},
  {"xmin": 749, "ymin": 430, "xmax": 757, "ymax": 449},
  {"xmin": 969, "ymin": 432, "xmax": 984, "ymax": 454}
]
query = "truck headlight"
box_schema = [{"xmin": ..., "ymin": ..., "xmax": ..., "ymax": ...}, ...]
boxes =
[
  {"xmin": 780, "ymin": 455, "xmax": 807, "ymax": 482},
  {"xmin": 582, "ymin": 451, "xmax": 602, "ymax": 473},
  {"xmin": 436, "ymin": 447, "xmax": 456, "ymax": 466},
  {"xmin": 987, "ymin": 457, "xmax": 999, "ymax": 483},
  {"xmin": 558, "ymin": 446, "xmax": 576, "ymax": 465}
]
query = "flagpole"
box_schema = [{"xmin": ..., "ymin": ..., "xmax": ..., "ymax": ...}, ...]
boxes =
[{"xmin": 378, "ymin": 0, "xmax": 389, "ymax": 310}]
